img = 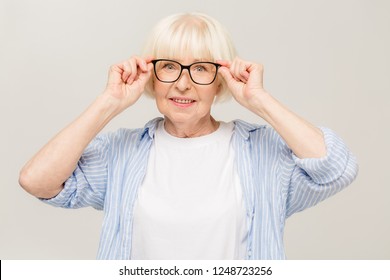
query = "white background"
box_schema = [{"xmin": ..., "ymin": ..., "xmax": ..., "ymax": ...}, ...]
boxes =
[{"xmin": 1, "ymin": 0, "xmax": 389, "ymax": 259}]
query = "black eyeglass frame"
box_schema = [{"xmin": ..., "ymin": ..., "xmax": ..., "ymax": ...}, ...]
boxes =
[{"xmin": 151, "ymin": 59, "xmax": 221, "ymax": 85}]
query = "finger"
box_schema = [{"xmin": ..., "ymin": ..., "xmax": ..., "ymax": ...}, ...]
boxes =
[
  {"xmin": 229, "ymin": 59, "xmax": 242, "ymax": 82},
  {"xmin": 144, "ymin": 55, "xmax": 155, "ymax": 64},
  {"xmin": 134, "ymin": 56, "xmax": 149, "ymax": 72},
  {"xmin": 218, "ymin": 66, "xmax": 239, "ymax": 88},
  {"xmin": 126, "ymin": 56, "xmax": 153, "ymax": 84},
  {"xmin": 129, "ymin": 64, "xmax": 153, "ymax": 94},
  {"xmin": 120, "ymin": 60, "xmax": 133, "ymax": 84},
  {"xmin": 231, "ymin": 59, "xmax": 250, "ymax": 83},
  {"xmin": 120, "ymin": 62, "xmax": 131, "ymax": 83},
  {"xmin": 240, "ymin": 67, "xmax": 250, "ymax": 81},
  {"xmin": 145, "ymin": 61, "xmax": 154, "ymax": 76},
  {"xmin": 137, "ymin": 64, "xmax": 153, "ymax": 86},
  {"xmin": 126, "ymin": 58, "xmax": 138, "ymax": 84},
  {"xmin": 216, "ymin": 60, "xmax": 231, "ymax": 68},
  {"xmin": 217, "ymin": 59, "xmax": 242, "ymax": 83},
  {"xmin": 107, "ymin": 63, "xmax": 124, "ymax": 85}
]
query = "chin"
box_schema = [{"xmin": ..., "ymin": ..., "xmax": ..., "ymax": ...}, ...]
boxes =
[{"xmin": 164, "ymin": 112, "xmax": 195, "ymax": 124}]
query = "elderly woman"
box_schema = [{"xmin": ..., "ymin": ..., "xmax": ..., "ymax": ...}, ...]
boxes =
[{"xmin": 19, "ymin": 12, "xmax": 358, "ymax": 260}]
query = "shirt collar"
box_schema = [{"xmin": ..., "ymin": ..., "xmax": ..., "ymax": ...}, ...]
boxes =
[
  {"xmin": 140, "ymin": 117, "xmax": 260, "ymax": 141},
  {"xmin": 140, "ymin": 117, "xmax": 164, "ymax": 140},
  {"xmin": 233, "ymin": 119, "xmax": 261, "ymax": 140}
]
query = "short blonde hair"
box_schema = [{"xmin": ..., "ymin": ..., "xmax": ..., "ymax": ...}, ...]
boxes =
[{"xmin": 142, "ymin": 12, "xmax": 237, "ymax": 102}]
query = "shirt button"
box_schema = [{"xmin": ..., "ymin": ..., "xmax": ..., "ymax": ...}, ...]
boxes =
[{"xmin": 248, "ymin": 249, "xmax": 252, "ymax": 257}]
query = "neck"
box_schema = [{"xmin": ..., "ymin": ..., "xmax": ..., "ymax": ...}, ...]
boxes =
[{"xmin": 164, "ymin": 115, "xmax": 219, "ymax": 138}]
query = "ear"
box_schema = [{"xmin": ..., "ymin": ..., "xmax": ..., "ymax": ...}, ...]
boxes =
[
  {"xmin": 215, "ymin": 77, "xmax": 223, "ymax": 95},
  {"xmin": 211, "ymin": 81, "xmax": 221, "ymax": 104}
]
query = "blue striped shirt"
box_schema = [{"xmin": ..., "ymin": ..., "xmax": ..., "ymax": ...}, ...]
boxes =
[{"xmin": 42, "ymin": 117, "xmax": 358, "ymax": 259}]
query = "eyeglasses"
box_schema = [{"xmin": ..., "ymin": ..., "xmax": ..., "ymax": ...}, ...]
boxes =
[{"xmin": 151, "ymin": 59, "xmax": 221, "ymax": 85}]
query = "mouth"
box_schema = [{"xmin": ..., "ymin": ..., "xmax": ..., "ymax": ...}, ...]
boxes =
[{"xmin": 169, "ymin": 98, "xmax": 196, "ymax": 107}]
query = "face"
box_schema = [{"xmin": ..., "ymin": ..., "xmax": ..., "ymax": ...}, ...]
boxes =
[{"xmin": 153, "ymin": 57, "xmax": 221, "ymax": 128}]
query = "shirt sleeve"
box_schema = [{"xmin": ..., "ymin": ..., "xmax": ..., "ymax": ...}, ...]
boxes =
[
  {"xmin": 284, "ymin": 127, "xmax": 359, "ymax": 218},
  {"xmin": 39, "ymin": 133, "xmax": 111, "ymax": 210}
]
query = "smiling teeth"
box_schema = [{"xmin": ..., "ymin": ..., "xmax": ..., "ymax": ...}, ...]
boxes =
[{"xmin": 173, "ymin": 99, "xmax": 193, "ymax": 104}]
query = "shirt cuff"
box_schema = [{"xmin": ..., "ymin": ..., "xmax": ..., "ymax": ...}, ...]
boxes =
[
  {"xmin": 38, "ymin": 176, "xmax": 76, "ymax": 208},
  {"xmin": 292, "ymin": 127, "xmax": 350, "ymax": 185}
]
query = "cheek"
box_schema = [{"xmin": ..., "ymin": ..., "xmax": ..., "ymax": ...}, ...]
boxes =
[
  {"xmin": 203, "ymin": 85, "xmax": 219, "ymax": 102},
  {"xmin": 153, "ymin": 82, "xmax": 169, "ymax": 113},
  {"xmin": 153, "ymin": 81, "xmax": 169, "ymax": 99}
]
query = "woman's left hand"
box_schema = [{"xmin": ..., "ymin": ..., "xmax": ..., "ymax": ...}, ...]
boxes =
[
  {"xmin": 219, "ymin": 57, "xmax": 327, "ymax": 159},
  {"xmin": 217, "ymin": 58, "xmax": 267, "ymax": 112}
]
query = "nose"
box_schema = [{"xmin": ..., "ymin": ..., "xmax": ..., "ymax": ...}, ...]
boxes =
[{"xmin": 175, "ymin": 69, "xmax": 192, "ymax": 91}]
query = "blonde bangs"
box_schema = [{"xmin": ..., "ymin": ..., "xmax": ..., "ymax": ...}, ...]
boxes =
[{"xmin": 154, "ymin": 19, "xmax": 215, "ymax": 61}]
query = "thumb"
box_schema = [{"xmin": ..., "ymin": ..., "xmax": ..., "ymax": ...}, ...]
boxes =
[
  {"xmin": 219, "ymin": 67, "xmax": 236, "ymax": 87},
  {"xmin": 137, "ymin": 63, "xmax": 153, "ymax": 87}
]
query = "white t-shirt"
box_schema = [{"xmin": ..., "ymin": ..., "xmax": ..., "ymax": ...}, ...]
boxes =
[{"xmin": 131, "ymin": 121, "xmax": 248, "ymax": 259}]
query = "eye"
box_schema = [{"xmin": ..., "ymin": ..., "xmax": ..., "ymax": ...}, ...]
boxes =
[
  {"xmin": 193, "ymin": 64, "xmax": 207, "ymax": 72},
  {"xmin": 162, "ymin": 63, "xmax": 178, "ymax": 71}
]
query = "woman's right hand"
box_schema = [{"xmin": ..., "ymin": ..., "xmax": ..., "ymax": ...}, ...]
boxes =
[
  {"xmin": 103, "ymin": 56, "xmax": 154, "ymax": 113},
  {"xmin": 19, "ymin": 56, "xmax": 154, "ymax": 198}
]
